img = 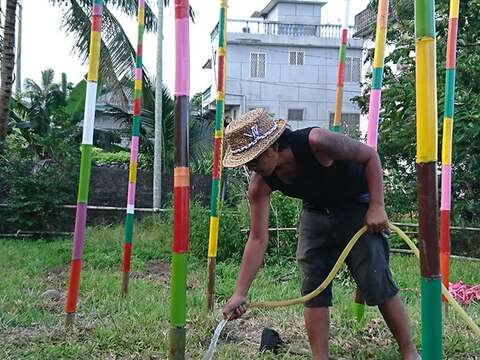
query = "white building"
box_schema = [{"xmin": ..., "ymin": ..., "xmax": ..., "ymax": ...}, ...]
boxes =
[{"xmin": 202, "ymin": 0, "xmax": 364, "ymax": 130}]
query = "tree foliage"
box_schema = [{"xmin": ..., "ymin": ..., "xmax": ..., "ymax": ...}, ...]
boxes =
[{"xmin": 355, "ymin": 0, "xmax": 480, "ymax": 225}]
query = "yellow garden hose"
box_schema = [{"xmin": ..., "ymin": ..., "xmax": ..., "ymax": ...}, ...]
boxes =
[{"xmin": 248, "ymin": 224, "xmax": 480, "ymax": 337}]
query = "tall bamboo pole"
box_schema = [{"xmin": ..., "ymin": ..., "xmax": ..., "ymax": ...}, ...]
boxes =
[
  {"xmin": 207, "ymin": 0, "xmax": 228, "ymax": 312},
  {"xmin": 355, "ymin": 0, "xmax": 389, "ymax": 320},
  {"xmin": 64, "ymin": 0, "xmax": 103, "ymax": 328},
  {"xmin": 440, "ymin": 0, "xmax": 460, "ymax": 310},
  {"xmin": 366, "ymin": 0, "xmax": 389, "ymax": 149},
  {"xmin": 332, "ymin": 0, "xmax": 350, "ymax": 133},
  {"xmin": 168, "ymin": 0, "xmax": 190, "ymax": 358},
  {"xmin": 120, "ymin": 0, "xmax": 146, "ymax": 296},
  {"xmin": 415, "ymin": 0, "xmax": 442, "ymax": 357}
]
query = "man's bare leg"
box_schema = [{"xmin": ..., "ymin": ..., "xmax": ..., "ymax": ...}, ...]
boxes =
[
  {"xmin": 304, "ymin": 307, "xmax": 330, "ymax": 360},
  {"xmin": 378, "ymin": 294, "xmax": 419, "ymax": 360}
]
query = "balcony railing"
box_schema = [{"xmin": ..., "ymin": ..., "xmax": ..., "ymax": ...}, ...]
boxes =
[
  {"xmin": 210, "ymin": 19, "xmax": 357, "ymax": 42},
  {"xmin": 202, "ymin": 86, "xmax": 212, "ymax": 104}
]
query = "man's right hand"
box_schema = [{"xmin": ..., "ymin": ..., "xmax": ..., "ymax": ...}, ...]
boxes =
[{"xmin": 222, "ymin": 293, "xmax": 247, "ymax": 320}]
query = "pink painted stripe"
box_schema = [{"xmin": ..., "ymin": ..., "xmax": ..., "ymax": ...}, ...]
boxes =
[
  {"xmin": 175, "ymin": 18, "xmax": 190, "ymax": 96},
  {"xmin": 130, "ymin": 136, "xmax": 139, "ymax": 162},
  {"xmin": 72, "ymin": 203, "xmax": 87, "ymax": 260},
  {"xmin": 135, "ymin": 68, "xmax": 142, "ymax": 80},
  {"xmin": 139, "ymin": 0, "xmax": 145, "ymax": 6},
  {"xmin": 127, "ymin": 182, "xmax": 136, "ymax": 205},
  {"xmin": 367, "ymin": 89, "xmax": 382, "ymax": 148},
  {"xmin": 341, "ymin": 29, "xmax": 348, "ymax": 44},
  {"xmin": 92, "ymin": 4, "xmax": 103, "ymax": 16},
  {"xmin": 441, "ymin": 165, "xmax": 452, "ymax": 211}
]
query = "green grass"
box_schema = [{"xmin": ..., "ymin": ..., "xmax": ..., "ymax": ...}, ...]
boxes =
[{"xmin": 0, "ymin": 218, "xmax": 479, "ymax": 359}]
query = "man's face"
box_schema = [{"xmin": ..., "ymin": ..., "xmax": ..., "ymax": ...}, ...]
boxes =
[{"xmin": 245, "ymin": 146, "xmax": 278, "ymax": 176}]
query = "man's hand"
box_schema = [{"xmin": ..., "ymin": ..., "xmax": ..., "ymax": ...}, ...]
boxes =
[
  {"xmin": 364, "ymin": 204, "xmax": 389, "ymax": 233},
  {"xmin": 222, "ymin": 293, "xmax": 247, "ymax": 320}
]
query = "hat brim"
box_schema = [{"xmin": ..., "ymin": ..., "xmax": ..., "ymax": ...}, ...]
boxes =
[{"xmin": 222, "ymin": 119, "xmax": 288, "ymax": 168}]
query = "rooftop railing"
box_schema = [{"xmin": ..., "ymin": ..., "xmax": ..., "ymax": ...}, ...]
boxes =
[{"xmin": 211, "ymin": 19, "xmax": 357, "ymax": 42}]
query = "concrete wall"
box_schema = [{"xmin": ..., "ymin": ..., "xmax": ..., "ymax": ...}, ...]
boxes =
[{"xmin": 0, "ymin": 167, "xmax": 212, "ymax": 233}]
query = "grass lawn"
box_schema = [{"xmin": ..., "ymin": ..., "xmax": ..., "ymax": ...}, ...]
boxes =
[{"xmin": 0, "ymin": 219, "xmax": 479, "ymax": 359}]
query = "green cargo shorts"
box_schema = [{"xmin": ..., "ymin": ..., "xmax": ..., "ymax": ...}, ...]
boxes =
[{"xmin": 297, "ymin": 202, "xmax": 399, "ymax": 307}]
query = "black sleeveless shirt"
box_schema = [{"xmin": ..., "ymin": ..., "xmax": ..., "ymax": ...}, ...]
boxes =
[{"xmin": 262, "ymin": 128, "xmax": 369, "ymax": 210}]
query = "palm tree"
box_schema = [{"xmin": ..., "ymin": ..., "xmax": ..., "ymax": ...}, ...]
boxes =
[
  {"xmin": 153, "ymin": 0, "xmax": 164, "ymax": 209},
  {"xmin": 104, "ymin": 82, "xmax": 212, "ymax": 173},
  {"xmin": 24, "ymin": 69, "xmax": 61, "ymax": 106},
  {"xmin": 48, "ymin": 0, "xmax": 158, "ymax": 108},
  {"xmin": 8, "ymin": 69, "xmax": 71, "ymax": 159},
  {"xmin": 0, "ymin": 0, "xmax": 18, "ymax": 155},
  {"xmin": 48, "ymin": 0, "xmax": 195, "ymax": 207}
]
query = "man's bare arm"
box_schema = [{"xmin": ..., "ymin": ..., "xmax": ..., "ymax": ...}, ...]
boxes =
[{"xmin": 233, "ymin": 173, "xmax": 271, "ymax": 296}]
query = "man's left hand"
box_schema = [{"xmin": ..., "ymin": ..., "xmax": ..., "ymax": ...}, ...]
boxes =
[{"xmin": 364, "ymin": 204, "xmax": 389, "ymax": 233}]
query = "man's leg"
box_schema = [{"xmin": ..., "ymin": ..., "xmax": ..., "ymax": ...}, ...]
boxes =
[
  {"xmin": 378, "ymin": 294, "xmax": 419, "ymax": 360},
  {"xmin": 304, "ymin": 307, "xmax": 329, "ymax": 360}
]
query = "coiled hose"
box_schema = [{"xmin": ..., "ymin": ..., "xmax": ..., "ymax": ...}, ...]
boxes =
[{"xmin": 248, "ymin": 224, "xmax": 480, "ymax": 337}]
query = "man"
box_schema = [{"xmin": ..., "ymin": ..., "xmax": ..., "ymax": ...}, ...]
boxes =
[{"xmin": 221, "ymin": 109, "xmax": 419, "ymax": 360}]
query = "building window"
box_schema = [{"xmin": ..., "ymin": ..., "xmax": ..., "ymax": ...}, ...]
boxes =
[
  {"xmin": 289, "ymin": 51, "xmax": 305, "ymax": 65},
  {"xmin": 345, "ymin": 57, "xmax": 361, "ymax": 82},
  {"xmin": 329, "ymin": 113, "xmax": 360, "ymax": 134},
  {"xmin": 250, "ymin": 53, "xmax": 266, "ymax": 78},
  {"xmin": 288, "ymin": 109, "xmax": 304, "ymax": 121},
  {"xmin": 249, "ymin": 106, "xmax": 268, "ymax": 112}
]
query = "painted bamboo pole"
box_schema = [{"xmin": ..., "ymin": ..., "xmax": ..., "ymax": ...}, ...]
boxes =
[
  {"xmin": 415, "ymin": 1, "xmax": 442, "ymax": 357},
  {"xmin": 64, "ymin": 0, "xmax": 103, "ymax": 328},
  {"xmin": 440, "ymin": 0, "xmax": 460, "ymax": 309},
  {"xmin": 120, "ymin": 0, "xmax": 146, "ymax": 296},
  {"xmin": 207, "ymin": 0, "xmax": 228, "ymax": 312},
  {"xmin": 366, "ymin": 0, "xmax": 389, "ymax": 149},
  {"xmin": 355, "ymin": 0, "xmax": 390, "ymax": 320},
  {"xmin": 332, "ymin": 0, "xmax": 350, "ymax": 133},
  {"xmin": 168, "ymin": 0, "xmax": 190, "ymax": 358}
]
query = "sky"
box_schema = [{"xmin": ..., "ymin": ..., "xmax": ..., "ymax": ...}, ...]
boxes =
[{"xmin": 19, "ymin": 0, "xmax": 370, "ymax": 95}]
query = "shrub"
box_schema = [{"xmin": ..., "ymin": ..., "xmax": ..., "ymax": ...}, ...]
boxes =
[
  {"xmin": 0, "ymin": 134, "xmax": 78, "ymax": 231},
  {"xmin": 92, "ymin": 148, "xmax": 152, "ymax": 169}
]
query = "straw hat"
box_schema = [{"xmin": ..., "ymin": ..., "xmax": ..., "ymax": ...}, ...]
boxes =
[{"xmin": 223, "ymin": 108, "xmax": 288, "ymax": 168}]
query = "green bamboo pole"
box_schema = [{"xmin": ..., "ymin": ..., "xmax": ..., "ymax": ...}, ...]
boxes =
[
  {"xmin": 207, "ymin": 0, "xmax": 228, "ymax": 312},
  {"xmin": 332, "ymin": 0, "xmax": 350, "ymax": 133},
  {"xmin": 64, "ymin": 0, "xmax": 103, "ymax": 328},
  {"xmin": 120, "ymin": 0, "xmax": 146, "ymax": 296},
  {"xmin": 168, "ymin": 0, "xmax": 190, "ymax": 358},
  {"xmin": 415, "ymin": 0, "xmax": 442, "ymax": 357},
  {"xmin": 440, "ymin": 0, "xmax": 460, "ymax": 311}
]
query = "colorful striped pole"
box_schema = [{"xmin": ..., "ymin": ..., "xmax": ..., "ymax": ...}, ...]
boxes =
[
  {"xmin": 64, "ymin": 0, "xmax": 103, "ymax": 328},
  {"xmin": 366, "ymin": 0, "xmax": 389, "ymax": 149},
  {"xmin": 415, "ymin": 1, "xmax": 442, "ymax": 357},
  {"xmin": 355, "ymin": 0, "xmax": 390, "ymax": 321},
  {"xmin": 440, "ymin": 0, "xmax": 460, "ymax": 309},
  {"xmin": 207, "ymin": 0, "xmax": 228, "ymax": 312},
  {"xmin": 332, "ymin": 0, "xmax": 350, "ymax": 133},
  {"xmin": 120, "ymin": 0, "xmax": 146, "ymax": 296},
  {"xmin": 168, "ymin": 0, "xmax": 190, "ymax": 358}
]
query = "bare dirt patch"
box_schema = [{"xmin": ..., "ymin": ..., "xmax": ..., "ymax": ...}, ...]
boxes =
[
  {"xmin": 130, "ymin": 260, "xmax": 197, "ymax": 290},
  {"xmin": 131, "ymin": 260, "xmax": 171, "ymax": 285},
  {"xmin": 219, "ymin": 311, "xmax": 309, "ymax": 357}
]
